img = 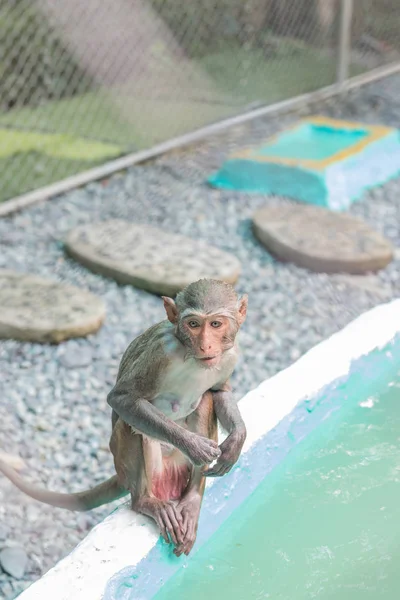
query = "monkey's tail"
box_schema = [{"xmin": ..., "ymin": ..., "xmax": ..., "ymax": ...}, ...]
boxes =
[{"xmin": 0, "ymin": 458, "xmax": 129, "ymax": 512}]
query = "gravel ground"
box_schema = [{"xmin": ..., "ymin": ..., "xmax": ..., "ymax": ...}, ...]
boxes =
[{"xmin": 2, "ymin": 74, "xmax": 400, "ymax": 598}]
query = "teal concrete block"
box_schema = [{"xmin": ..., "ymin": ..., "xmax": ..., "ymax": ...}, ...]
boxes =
[{"xmin": 208, "ymin": 116, "xmax": 400, "ymax": 210}]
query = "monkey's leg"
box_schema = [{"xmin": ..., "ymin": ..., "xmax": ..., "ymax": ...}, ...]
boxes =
[
  {"xmin": 110, "ymin": 420, "xmax": 185, "ymax": 546},
  {"xmin": 174, "ymin": 391, "xmax": 218, "ymax": 556}
]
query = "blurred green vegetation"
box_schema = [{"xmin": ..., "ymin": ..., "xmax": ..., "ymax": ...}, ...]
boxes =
[
  {"xmin": 0, "ymin": 0, "xmax": 372, "ymax": 203},
  {"xmin": 0, "ymin": 41, "xmax": 364, "ymax": 203}
]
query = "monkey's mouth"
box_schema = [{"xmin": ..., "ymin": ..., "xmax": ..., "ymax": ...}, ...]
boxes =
[{"xmin": 198, "ymin": 355, "xmax": 219, "ymax": 366}]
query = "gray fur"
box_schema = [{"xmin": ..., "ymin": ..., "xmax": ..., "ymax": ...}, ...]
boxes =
[{"xmin": 175, "ymin": 279, "xmax": 239, "ymax": 317}]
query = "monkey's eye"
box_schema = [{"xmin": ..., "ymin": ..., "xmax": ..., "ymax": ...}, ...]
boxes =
[
  {"xmin": 188, "ymin": 320, "xmax": 200, "ymax": 328},
  {"xmin": 210, "ymin": 321, "xmax": 222, "ymax": 328}
]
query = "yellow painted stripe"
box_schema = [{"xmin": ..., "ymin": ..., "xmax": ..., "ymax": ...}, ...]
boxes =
[{"xmin": 231, "ymin": 116, "xmax": 393, "ymax": 171}]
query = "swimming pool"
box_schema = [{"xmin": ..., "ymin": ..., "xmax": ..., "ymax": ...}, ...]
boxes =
[
  {"xmin": 17, "ymin": 300, "xmax": 400, "ymax": 600},
  {"xmin": 153, "ymin": 344, "xmax": 400, "ymax": 600}
]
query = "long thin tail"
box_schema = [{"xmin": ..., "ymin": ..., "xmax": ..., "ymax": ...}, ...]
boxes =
[{"xmin": 0, "ymin": 459, "xmax": 129, "ymax": 511}]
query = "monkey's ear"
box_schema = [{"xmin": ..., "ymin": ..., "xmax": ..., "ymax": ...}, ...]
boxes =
[
  {"xmin": 237, "ymin": 294, "xmax": 248, "ymax": 325},
  {"xmin": 162, "ymin": 296, "xmax": 179, "ymax": 324}
]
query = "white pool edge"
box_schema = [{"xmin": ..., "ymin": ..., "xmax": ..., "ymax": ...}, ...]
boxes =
[{"xmin": 17, "ymin": 298, "xmax": 400, "ymax": 600}]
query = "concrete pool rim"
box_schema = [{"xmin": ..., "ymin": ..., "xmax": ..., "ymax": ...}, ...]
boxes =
[{"xmin": 17, "ymin": 298, "xmax": 400, "ymax": 600}]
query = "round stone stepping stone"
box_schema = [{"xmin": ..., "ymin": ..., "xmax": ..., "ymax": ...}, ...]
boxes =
[
  {"xmin": 0, "ymin": 270, "xmax": 106, "ymax": 343},
  {"xmin": 65, "ymin": 220, "xmax": 241, "ymax": 296},
  {"xmin": 252, "ymin": 204, "xmax": 393, "ymax": 274}
]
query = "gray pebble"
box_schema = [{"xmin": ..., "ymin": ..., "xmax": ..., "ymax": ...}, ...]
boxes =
[
  {"xmin": 0, "ymin": 582, "xmax": 14, "ymax": 598},
  {"xmin": 0, "ymin": 526, "xmax": 9, "ymax": 542},
  {"xmin": 59, "ymin": 347, "xmax": 93, "ymax": 369},
  {"xmin": 0, "ymin": 547, "xmax": 28, "ymax": 579}
]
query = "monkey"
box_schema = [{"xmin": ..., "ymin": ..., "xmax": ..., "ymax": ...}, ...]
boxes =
[{"xmin": 0, "ymin": 278, "xmax": 247, "ymax": 556}]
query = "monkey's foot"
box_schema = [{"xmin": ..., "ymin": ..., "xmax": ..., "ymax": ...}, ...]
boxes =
[
  {"xmin": 174, "ymin": 494, "xmax": 202, "ymax": 556},
  {"xmin": 134, "ymin": 496, "xmax": 184, "ymax": 546}
]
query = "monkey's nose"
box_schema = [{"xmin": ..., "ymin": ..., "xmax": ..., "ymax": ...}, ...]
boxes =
[{"xmin": 200, "ymin": 343, "xmax": 212, "ymax": 352}]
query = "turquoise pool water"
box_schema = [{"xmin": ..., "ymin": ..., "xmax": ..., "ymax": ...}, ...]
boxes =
[
  {"xmin": 154, "ymin": 360, "xmax": 400, "ymax": 599},
  {"xmin": 257, "ymin": 123, "xmax": 368, "ymax": 161}
]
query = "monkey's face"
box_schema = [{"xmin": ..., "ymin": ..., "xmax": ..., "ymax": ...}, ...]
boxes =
[
  {"xmin": 179, "ymin": 314, "xmax": 235, "ymax": 368},
  {"xmin": 162, "ymin": 286, "xmax": 248, "ymax": 368}
]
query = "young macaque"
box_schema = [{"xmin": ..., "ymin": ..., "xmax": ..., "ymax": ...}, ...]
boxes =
[{"xmin": 0, "ymin": 279, "xmax": 247, "ymax": 556}]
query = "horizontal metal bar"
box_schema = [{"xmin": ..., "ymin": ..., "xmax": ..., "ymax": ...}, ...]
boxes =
[
  {"xmin": 1, "ymin": 59, "xmax": 400, "ymax": 218},
  {"xmin": 343, "ymin": 59, "xmax": 400, "ymax": 90}
]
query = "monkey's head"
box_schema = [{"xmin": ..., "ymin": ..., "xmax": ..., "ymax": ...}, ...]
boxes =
[{"xmin": 162, "ymin": 279, "xmax": 247, "ymax": 368}]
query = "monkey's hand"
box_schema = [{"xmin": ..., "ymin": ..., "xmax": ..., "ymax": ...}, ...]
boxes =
[
  {"xmin": 204, "ymin": 430, "xmax": 246, "ymax": 477},
  {"xmin": 182, "ymin": 433, "xmax": 221, "ymax": 467}
]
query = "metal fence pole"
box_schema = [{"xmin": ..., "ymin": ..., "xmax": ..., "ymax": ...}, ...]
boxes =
[{"xmin": 336, "ymin": 0, "xmax": 354, "ymax": 91}]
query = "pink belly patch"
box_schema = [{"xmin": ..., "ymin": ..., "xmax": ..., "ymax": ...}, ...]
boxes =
[{"xmin": 151, "ymin": 460, "xmax": 190, "ymax": 501}]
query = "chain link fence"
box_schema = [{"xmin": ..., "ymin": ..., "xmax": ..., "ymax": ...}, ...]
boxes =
[{"xmin": 0, "ymin": 0, "xmax": 399, "ymax": 204}]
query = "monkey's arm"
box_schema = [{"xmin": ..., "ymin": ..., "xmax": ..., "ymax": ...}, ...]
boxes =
[
  {"xmin": 107, "ymin": 385, "xmax": 220, "ymax": 467},
  {"xmin": 211, "ymin": 382, "xmax": 246, "ymax": 436},
  {"xmin": 204, "ymin": 382, "xmax": 246, "ymax": 477}
]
